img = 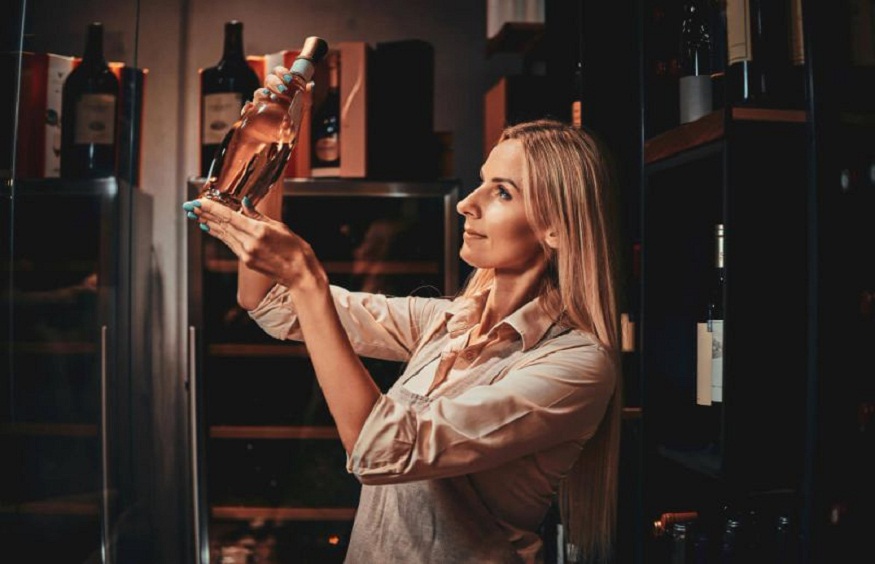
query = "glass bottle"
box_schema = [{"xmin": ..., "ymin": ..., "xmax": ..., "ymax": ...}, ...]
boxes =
[
  {"xmin": 199, "ymin": 20, "xmax": 262, "ymax": 177},
  {"xmin": 311, "ymin": 51, "xmax": 341, "ymax": 172},
  {"xmin": 199, "ymin": 36, "xmax": 329, "ymax": 211},
  {"xmin": 679, "ymin": 0, "xmax": 713, "ymax": 123},
  {"xmin": 60, "ymin": 22, "xmax": 119, "ymax": 179}
]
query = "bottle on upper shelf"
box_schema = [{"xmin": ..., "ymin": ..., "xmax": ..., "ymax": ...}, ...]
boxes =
[
  {"xmin": 311, "ymin": 51, "xmax": 341, "ymax": 175},
  {"xmin": 725, "ymin": 0, "xmax": 805, "ymax": 108},
  {"xmin": 678, "ymin": 0, "xmax": 713, "ymax": 124},
  {"xmin": 199, "ymin": 20, "xmax": 262, "ymax": 178},
  {"xmin": 60, "ymin": 22, "xmax": 119, "ymax": 180},
  {"xmin": 199, "ymin": 36, "xmax": 329, "ymax": 211}
]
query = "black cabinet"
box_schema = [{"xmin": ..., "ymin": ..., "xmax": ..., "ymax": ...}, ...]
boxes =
[{"xmin": 186, "ymin": 178, "xmax": 460, "ymax": 563}]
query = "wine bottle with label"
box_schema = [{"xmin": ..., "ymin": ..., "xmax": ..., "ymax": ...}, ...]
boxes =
[
  {"xmin": 679, "ymin": 0, "xmax": 713, "ymax": 124},
  {"xmin": 200, "ymin": 20, "xmax": 261, "ymax": 178},
  {"xmin": 725, "ymin": 0, "xmax": 792, "ymax": 106},
  {"xmin": 311, "ymin": 51, "xmax": 340, "ymax": 175},
  {"xmin": 199, "ymin": 37, "xmax": 329, "ymax": 211},
  {"xmin": 60, "ymin": 22, "xmax": 119, "ymax": 180},
  {"xmin": 697, "ymin": 223, "xmax": 725, "ymax": 408}
]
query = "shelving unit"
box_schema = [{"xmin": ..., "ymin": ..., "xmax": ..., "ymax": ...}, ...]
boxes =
[{"xmin": 186, "ymin": 177, "xmax": 460, "ymax": 562}]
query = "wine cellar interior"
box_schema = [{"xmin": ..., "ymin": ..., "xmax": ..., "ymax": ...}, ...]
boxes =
[{"xmin": 2, "ymin": 0, "xmax": 873, "ymax": 562}]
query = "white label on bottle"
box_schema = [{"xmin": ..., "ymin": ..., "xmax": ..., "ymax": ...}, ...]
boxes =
[
  {"xmin": 74, "ymin": 93, "xmax": 116, "ymax": 145},
  {"xmin": 726, "ymin": 0, "xmax": 753, "ymax": 65},
  {"xmin": 679, "ymin": 75, "xmax": 713, "ymax": 124},
  {"xmin": 697, "ymin": 322, "xmax": 713, "ymax": 406},
  {"xmin": 203, "ymin": 92, "xmax": 243, "ymax": 145},
  {"xmin": 45, "ymin": 55, "xmax": 76, "ymax": 176},
  {"xmin": 711, "ymin": 319, "xmax": 724, "ymax": 403}
]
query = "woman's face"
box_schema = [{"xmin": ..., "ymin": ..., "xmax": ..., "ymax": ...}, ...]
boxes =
[{"xmin": 457, "ymin": 139, "xmax": 546, "ymax": 273}]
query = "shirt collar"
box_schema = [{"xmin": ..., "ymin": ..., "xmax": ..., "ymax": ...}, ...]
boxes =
[{"xmin": 444, "ymin": 287, "xmax": 559, "ymax": 351}]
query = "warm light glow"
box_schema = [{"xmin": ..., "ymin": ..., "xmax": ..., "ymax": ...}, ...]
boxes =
[{"xmin": 327, "ymin": 535, "xmax": 340, "ymax": 546}]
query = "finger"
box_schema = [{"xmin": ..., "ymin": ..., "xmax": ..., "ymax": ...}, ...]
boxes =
[
  {"xmin": 272, "ymin": 65, "xmax": 290, "ymax": 81},
  {"xmin": 240, "ymin": 196, "xmax": 264, "ymax": 220},
  {"xmin": 264, "ymin": 74, "xmax": 290, "ymax": 98}
]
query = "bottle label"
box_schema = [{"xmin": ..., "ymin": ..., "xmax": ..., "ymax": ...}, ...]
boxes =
[
  {"xmin": 697, "ymin": 322, "xmax": 713, "ymax": 405},
  {"xmin": 314, "ymin": 135, "xmax": 339, "ymax": 163},
  {"xmin": 710, "ymin": 319, "xmax": 724, "ymax": 402},
  {"xmin": 679, "ymin": 75, "xmax": 713, "ymax": 124},
  {"xmin": 726, "ymin": 0, "xmax": 753, "ymax": 65},
  {"xmin": 203, "ymin": 92, "xmax": 244, "ymax": 145},
  {"xmin": 74, "ymin": 93, "xmax": 116, "ymax": 145},
  {"xmin": 572, "ymin": 100, "xmax": 582, "ymax": 129}
]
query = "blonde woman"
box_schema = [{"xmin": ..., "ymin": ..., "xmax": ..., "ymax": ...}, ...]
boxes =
[{"xmin": 185, "ymin": 112, "xmax": 623, "ymax": 563}]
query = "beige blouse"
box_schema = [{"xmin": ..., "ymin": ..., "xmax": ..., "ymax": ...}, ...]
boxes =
[{"xmin": 249, "ymin": 284, "xmax": 617, "ymax": 563}]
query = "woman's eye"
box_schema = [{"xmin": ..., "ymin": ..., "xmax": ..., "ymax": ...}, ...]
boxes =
[{"xmin": 496, "ymin": 186, "xmax": 511, "ymax": 200}]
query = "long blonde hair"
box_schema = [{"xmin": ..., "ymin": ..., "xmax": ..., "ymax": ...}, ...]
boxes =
[{"xmin": 463, "ymin": 119, "xmax": 623, "ymax": 563}]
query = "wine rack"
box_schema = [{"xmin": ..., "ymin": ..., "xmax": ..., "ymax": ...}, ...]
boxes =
[{"xmin": 186, "ymin": 177, "xmax": 460, "ymax": 562}]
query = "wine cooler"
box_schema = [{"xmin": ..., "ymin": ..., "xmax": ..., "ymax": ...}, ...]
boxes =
[{"xmin": 186, "ymin": 178, "xmax": 460, "ymax": 563}]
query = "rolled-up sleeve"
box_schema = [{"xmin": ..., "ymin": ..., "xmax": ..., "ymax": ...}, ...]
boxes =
[
  {"xmin": 346, "ymin": 341, "xmax": 617, "ymax": 484},
  {"xmin": 248, "ymin": 283, "xmax": 450, "ymax": 362}
]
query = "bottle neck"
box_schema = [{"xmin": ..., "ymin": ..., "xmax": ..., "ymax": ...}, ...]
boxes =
[
  {"xmin": 222, "ymin": 22, "xmax": 247, "ymax": 62},
  {"xmin": 82, "ymin": 23, "xmax": 107, "ymax": 66}
]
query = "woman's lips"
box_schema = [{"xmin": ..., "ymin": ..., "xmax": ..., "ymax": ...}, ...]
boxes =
[{"xmin": 463, "ymin": 229, "xmax": 486, "ymax": 239}]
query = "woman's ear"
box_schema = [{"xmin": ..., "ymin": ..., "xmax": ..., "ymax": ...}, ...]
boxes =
[{"xmin": 544, "ymin": 230, "xmax": 560, "ymax": 250}]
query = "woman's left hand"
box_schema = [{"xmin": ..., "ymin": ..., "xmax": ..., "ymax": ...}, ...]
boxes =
[{"xmin": 182, "ymin": 197, "xmax": 325, "ymax": 292}]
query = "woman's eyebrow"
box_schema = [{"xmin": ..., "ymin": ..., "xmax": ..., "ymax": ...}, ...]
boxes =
[{"xmin": 490, "ymin": 177, "xmax": 521, "ymax": 192}]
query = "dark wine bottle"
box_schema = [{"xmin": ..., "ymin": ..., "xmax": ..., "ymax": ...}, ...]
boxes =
[
  {"xmin": 679, "ymin": 0, "xmax": 713, "ymax": 123},
  {"xmin": 60, "ymin": 22, "xmax": 119, "ymax": 180},
  {"xmin": 311, "ymin": 51, "xmax": 340, "ymax": 174},
  {"xmin": 725, "ymin": 0, "xmax": 792, "ymax": 106},
  {"xmin": 199, "ymin": 20, "xmax": 261, "ymax": 178}
]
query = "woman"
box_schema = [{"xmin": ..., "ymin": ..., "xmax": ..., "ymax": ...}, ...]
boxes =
[{"xmin": 184, "ymin": 102, "xmax": 623, "ymax": 562}]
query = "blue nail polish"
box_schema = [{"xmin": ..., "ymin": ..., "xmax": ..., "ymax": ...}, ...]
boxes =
[
  {"xmin": 261, "ymin": 88, "xmax": 270, "ymax": 95},
  {"xmin": 187, "ymin": 211, "xmax": 198, "ymax": 220},
  {"xmin": 199, "ymin": 223, "xmax": 210, "ymax": 233},
  {"xmin": 282, "ymin": 73, "xmax": 292, "ymax": 84},
  {"xmin": 183, "ymin": 201, "xmax": 194, "ymax": 211},
  {"xmin": 192, "ymin": 200, "xmax": 201, "ymax": 208},
  {"xmin": 242, "ymin": 196, "xmax": 252, "ymax": 208},
  {"xmin": 277, "ymin": 84, "xmax": 287, "ymax": 94}
]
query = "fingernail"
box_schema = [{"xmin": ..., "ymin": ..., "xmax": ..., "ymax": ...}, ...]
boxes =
[
  {"xmin": 276, "ymin": 84, "xmax": 287, "ymax": 94},
  {"xmin": 242, "ymin": 196, "xmax": 252, "ymax": 208},
  {"xmin": 191, "ymin": 200, "xmax": 201, "ymax": 208},
  {"xmin": 186, "ymin": 211, "xmax": 197, "ymax": 220},
  {"xmin": 282, "ymin": 73, "xmax": 292, "ymax": 84},
  {"xmin": 199, "ymin": 223, "xmax": 210, "ymax": 233},
  {"xmin": 182, "ymin": 201, "xmax": 194, "ymax": 211},
  {"xmin": 261, "ymin": 88, "xmax": 270, "ymax": 96},
  {"xmin": 269, "ymin": 93, "xmax": 277, "ymax": 101}
]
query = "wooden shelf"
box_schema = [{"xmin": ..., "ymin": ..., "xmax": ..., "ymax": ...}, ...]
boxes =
[
  {"xmin": 0, "ymin": 494, "xmax": 100, "ymax": 516},
  {"xmin": 0, "ymin": 423, "xmax": 98, "ymax": 437},
  {"xmin": 208, "ymin": 343, "xmax": 309, "ymax": 357},
  {"xmin": 7, "ymin": 342, "xmax": 97, "ymax": 354},
  {"xmin": 210, "ymin": 425, "xmax": 339, "ymax": 440},
  {"xmin": 212, "ymin": 505, "xmax": 356, "ymax": 522},
  {"xmin": 644, "ymin": 107, "xmax": 808, "ymax": 165}
]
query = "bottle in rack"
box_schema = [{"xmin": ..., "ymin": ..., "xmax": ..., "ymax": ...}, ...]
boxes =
[
  {"xmin": 199, "ymin": 20, "xmax": 262, "ymax": 178},
  {"xmin": 60, "ymin": 22, "xmax": 119, "ymax": 180},
  {"xmin": 199, "ymin": 36, "xmax": 329, "ymax": 211},
  {"xmin": 678, "ymin": 0, "xmax": 713, "ymax": 124},
  {"xmin": 697, "ymin": 223, "xmax": 725, "ymax": 409},
  {"xmin": 725, "ymin": 0, "xmax": 793, "ymax": 106},
  {"xmin": 311, "ymin": 51, "xmax": 341, "ymax": 174}
]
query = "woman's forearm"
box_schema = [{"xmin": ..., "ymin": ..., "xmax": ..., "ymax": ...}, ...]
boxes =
[
  {"xmin": 238, "ymin": 186, "xmax": 284, "ymax": 311},
  {"xmin": 290, "ymin": 281, "xmax": 382, "ymax": 454}
]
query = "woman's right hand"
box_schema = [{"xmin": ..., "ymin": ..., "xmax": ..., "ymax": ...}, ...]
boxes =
[{"xmin": 183, "ymin": 196, "xmax": 328, "ymax": 297}]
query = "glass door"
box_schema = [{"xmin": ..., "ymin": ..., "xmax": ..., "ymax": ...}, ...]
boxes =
[{"xmin": 1, "ymin": 2, "xmax": 156, "ymax": 562}]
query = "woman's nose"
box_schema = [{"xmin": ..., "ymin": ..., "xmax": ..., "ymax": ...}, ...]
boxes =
[{"xmin": 456, "ymin": 188, "xmax": 478, "ymax": 217}]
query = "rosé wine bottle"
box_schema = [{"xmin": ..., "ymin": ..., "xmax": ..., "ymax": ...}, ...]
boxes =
[{"xmin": 200, "ymin": 36, "xmax": 329, "ymax": 211}]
